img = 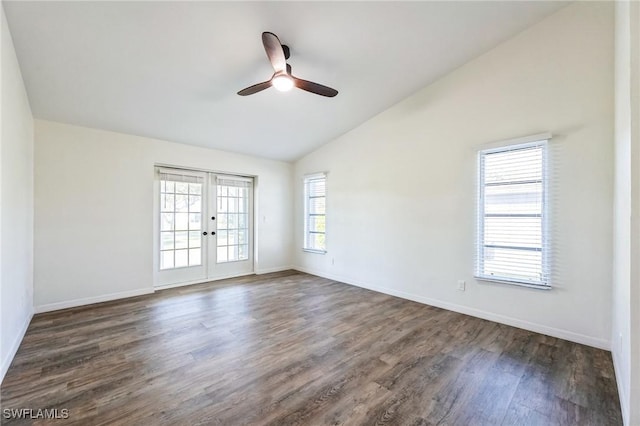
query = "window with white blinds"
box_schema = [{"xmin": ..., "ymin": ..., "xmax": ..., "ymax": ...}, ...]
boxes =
[
  {"xmin": 304, "ymin": 173, "xmax": 326, "ymax": 253},
  {"xmin": 476, "ymin": 140, "xmax": 549, "ymax": 287}
]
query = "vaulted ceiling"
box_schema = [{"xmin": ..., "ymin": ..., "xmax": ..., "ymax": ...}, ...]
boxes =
[{"xmin": 4, "ymin": 1, "xmax": 567, "ymax": 162}]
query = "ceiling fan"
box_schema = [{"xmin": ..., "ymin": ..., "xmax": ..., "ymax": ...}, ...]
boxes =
[{"xmin": 237, "ymin": 32, "xmax": 338, "ymax": 98}]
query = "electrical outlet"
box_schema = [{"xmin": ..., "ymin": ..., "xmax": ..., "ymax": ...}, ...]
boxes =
[{"xmin": 457, "ymin": 280, "xmax": 466, "ymax": 291}]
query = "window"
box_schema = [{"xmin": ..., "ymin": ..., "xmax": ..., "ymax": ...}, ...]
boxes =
[
  {"xmin": 304, "ymin": 173, "xmax": 326, "ymax": 253},
  {"xmin": 477, "ymin": 140, "xmax": 548, "ymax": 287}
]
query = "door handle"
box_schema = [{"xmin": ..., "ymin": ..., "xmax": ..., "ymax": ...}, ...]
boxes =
[
  {"xmin": 211, "ymin": 232, "xmax": 216, "ymax": 236},
  {"xmin": 202, "ymin": 232, "xmax": 208, "ymax": 236}
]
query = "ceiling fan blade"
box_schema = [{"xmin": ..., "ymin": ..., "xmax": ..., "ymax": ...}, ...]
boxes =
[
  {"xmin": 262, "ymin": 32, "xmax": 286, "ymax": 73},
  {"xmin": 237, "ymin": 80, "xmax": 272, "ymax": 96},
  {"xmin": 292, "ymin": 76, "xmax": 338, "ymax": 97}
]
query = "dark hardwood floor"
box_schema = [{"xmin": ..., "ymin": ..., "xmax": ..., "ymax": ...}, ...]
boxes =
[{"xmin": 1, "ymin": 271, "xmax": 622, "ymax": 425}]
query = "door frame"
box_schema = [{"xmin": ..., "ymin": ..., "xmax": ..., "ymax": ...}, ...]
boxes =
[{"xmin": 152, "ymin": 164, "xmax": 257, "ymax": 289}]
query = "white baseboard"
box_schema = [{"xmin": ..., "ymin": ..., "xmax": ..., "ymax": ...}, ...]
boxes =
[
  {"xmin": 612, "ymin": 348, "xmax": 630, "ymax": 425},
  {"xmin": 33, "ymin": 266, "xmax": 293, "ymax": 314},
  {"xmin": 255, "ymin": 265, "xmax": 294, "ymax": 275},
  {"xmin": 46, "ymin": 268, "xmax": 295, "ymax": 309},
  {"xmin": 1, "ymin": 308, "xmax": 33, "ymax": 384},
  {"xmin": 34, "ymin": 288, "xmax": 155, "ymax": 313},
  {"xmin": 294, "ymin": 266, "xmax": 611, "ymax": 351}
]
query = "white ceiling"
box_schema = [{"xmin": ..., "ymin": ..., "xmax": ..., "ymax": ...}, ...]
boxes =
[{"xmin": 4, "ymin": 1, "xmax": 567, "ymax": 162}]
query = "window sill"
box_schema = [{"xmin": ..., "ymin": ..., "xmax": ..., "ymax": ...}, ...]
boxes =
[
  {"xmin": 475, "ymin": 276, "xmax": 550, "ymax": 290},
  {"xmin": 302, "ymin": 248, "xmax": 327, "ymax": 255}
]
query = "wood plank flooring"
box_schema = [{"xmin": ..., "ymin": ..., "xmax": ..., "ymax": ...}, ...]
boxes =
[{"xmin": 1, "ymin": 271, "xmax": 622, "ymax": 425}]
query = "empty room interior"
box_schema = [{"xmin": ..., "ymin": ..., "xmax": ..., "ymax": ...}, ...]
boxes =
[{"xmin": 1, "ymin": 0, "xmax": 639, "ymax": 425}]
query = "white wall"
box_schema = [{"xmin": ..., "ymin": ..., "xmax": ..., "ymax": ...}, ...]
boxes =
[
  {"xmin": 34, "ymin": 120, "xmax": 293, "ymax": 311},
  {"xmin": 294, "ymin": 2, "xmax": 614, "ymax": 349},
  {"xmin": 612, "ymin": 1, "xmax": 640, "ymax": 423},
  {"xmin": 0, "ymin": 6, "xmax": 34, "ymax": 382}
]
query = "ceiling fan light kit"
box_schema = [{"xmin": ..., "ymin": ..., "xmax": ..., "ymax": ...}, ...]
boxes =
[
  {"xmin": 237, "ymin": 32, "xmax": 338, "ymax": 98},
  {"xmin": 271, "ymin": 74, "xmax": 294, "ymax": 92}
]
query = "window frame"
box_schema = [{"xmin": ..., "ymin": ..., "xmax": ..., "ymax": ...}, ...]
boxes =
[
  {"xmin": 303, "ymin": 172, "xmax": 327, "ymax": 254},
  {"xmin": 476, "ymin": 139, "xmax": 550, "ymax": 289}
]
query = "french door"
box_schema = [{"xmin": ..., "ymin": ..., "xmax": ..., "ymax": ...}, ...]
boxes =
[{"xmin": 156, "ymin": 167, "xmax": 254, "ymax": 287}]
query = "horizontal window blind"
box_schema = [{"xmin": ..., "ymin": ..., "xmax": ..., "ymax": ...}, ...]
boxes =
[
  {"xmin": 304, "ymin": 173, "xmax": 326, "ymax": 252},
  {"xmin": 158, "ymin": 168, "xmax": 204, "ymax": 184},
  {"xmin": 477, "ymin": 141, "xmax": 549, "ymax": 287},
  {"xmin": 217, "ymin": 178, "xmax": 251, "ymax": 188}
]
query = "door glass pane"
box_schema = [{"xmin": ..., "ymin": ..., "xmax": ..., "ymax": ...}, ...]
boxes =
[
  {"xmin": 216, "ymin": 180, "xmax": 250, "ymax": 263},
  {"xmin": 161, "ymin": 213, "xmax": 174, "ymax": 231},
  {"xmin": 160, "ymin": 175, "xmax": 203, "ymax": 270},
  {"xmin": 188, "ymin": 231, "xmax": 201, "ymax": 248},
  {"xmin": 175, "ymin": 194, "xmax": 189, "ymax": 212},
  {"xmin": 218, "ymin": 197, "xmax": 227, "ymax": 213},
  {"xmin": 189, "ymin": 183, "xmax": 201, "ymax": 195},
  {"xmin": 228, "ymin": 245, "xmax": 238, "ymax": 262},
  {"xmin": 175, "ymin": 231, "xmax": 188, "ymax": 249},
  {"xmin": 175, "ymin": 182, "xmax": 188, "ymax": 194},
  {"xmin": 161, "ymin": 251, "xmax": 174, "ymax": 269},
  {"xmin": 218, "ymin": 213, "xmax": 228, "ymax": 229},
  {"xmin": 189, "ymin": 248, "xmax": 201, "ymax": 266},
  {"xmin": 228, "ymin": 214, "xmax": 238, "ymax": 229},
  {"xmin": 175, "ymin": 213, "xmax": 189, "ymax": 231},
  {"xmin": 161, "ymin": 194, "xmax": 174, "ymax": 212},
  {"xmin": 217, "ymin": 246, "xmax": 228, "ymax": 262},
  {"xmin": 227, "ymin": 230, "xmax": 237, "ymax": 245},
  {"xmin": 161, "ymin": 232, "xmax": 174, "ymax": 250},
  {"xmin": 189, "ymin": 195, "xmax": 201, "ymax": 212},
  {"xmin": 217, "ymin": 230, "xmax": 228, "ymax": 246},
  {"xmin": 188, "ymin": 213, "xmax": 201, "ymax": 230},
  {"xmin": 175, "ymin": 249, "xmax": 188, "ymax": 267},
  {"xmin": 229, "ymin": 198, "xmax": 238, "ymax": 213}
]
